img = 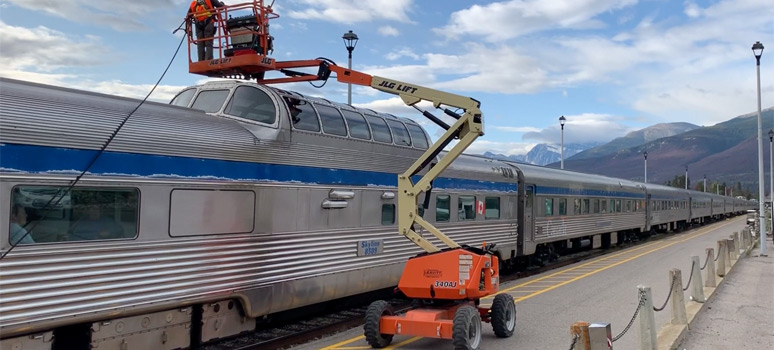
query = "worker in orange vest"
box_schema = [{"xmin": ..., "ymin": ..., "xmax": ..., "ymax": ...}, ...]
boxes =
[{"xmin": 188, "ymin": 0, "xmax": 224, "ymax": 61}]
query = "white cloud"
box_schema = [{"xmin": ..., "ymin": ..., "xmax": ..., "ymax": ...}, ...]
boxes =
[
  {"xmin": 385, "ymin": 47, "xmax": 419, "ymax": 61},
  {"xmin": 521, "ymin": 113, "xmax": 633, "ymax": 144},
  {"xmin": 378, "ymin": 25, "xmax": 399, "ymax": 37},
  {"xmin": 286, "ymin": 0, "xmax": 413, "ymax": 24},
  {"xmin": 435, "ymin": 0, "xmax": 637, "ymax": 42},
  {"xmin": 492, "ymin": 126, "xmax": 541, "ymax": 133},
  {"xmin": 0, "ymin": 21, "xmax": 110, "ymax": 71},
  {"xmin": 466, "ymin": 139, "xmax": 536, "ymax": 156},
  {"xmin": 684, "ymin": 1, "xmax": 701, "ymax": 18},
  {"xmin": 4, "ymin": 0, "xmax": 171, "ymax": 31}
]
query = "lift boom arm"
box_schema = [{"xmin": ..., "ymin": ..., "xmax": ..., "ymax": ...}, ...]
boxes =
[
  {"xmin": 322, "ymin": 64, "xmax": 484, "ymax": 252},
  {"xmin": 185, "ymin": 3, "xmax": 484, "ymax": 251}
]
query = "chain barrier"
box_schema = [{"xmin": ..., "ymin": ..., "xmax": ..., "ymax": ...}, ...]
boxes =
[
  {"xmin": 700, "ymin": 250, "xmax": 710, "ymax": 270},
  {"xmin": 568, "ymin": 333, "xmax": 579, "ymax": 350},
  {"xmin": 612, "ymin": 289, "xmax": 646, "ymax": 342},
  {"xmin": 682, "ymin": 260, "xmax": 695, "ymax": 291},
  {"xmin": 653, "ymin": 274, "xmax": 675, "ymax": 312},
  {"xmin": 714, "ymin": 249, "xmax": 720, "ymax": 261}
]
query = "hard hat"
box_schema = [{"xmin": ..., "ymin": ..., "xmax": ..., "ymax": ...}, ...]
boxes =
[{"xmin": 196, "ymin": 0, "xmax": 205, "ymax": 4}]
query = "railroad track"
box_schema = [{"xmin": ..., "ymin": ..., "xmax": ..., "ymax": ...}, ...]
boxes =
[{"xmin": 200, "ymin": 226, "xmax": 708, "ymax": 350}]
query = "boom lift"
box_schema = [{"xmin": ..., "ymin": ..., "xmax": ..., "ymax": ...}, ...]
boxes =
[{"xmin": 185, "ymin": 2, "xmax": 516, "ymax": 349}]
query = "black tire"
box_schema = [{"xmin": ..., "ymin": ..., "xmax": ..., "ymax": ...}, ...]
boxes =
[
  {"xmin": 364, "ymin": 300, "xmax": 393, "ymax": 348},
  {"xmin": 491, "ymin": 294, "xmax": 516, "ymax": 338},
  {"xmin": 452, "ymin": 305, "xmax": 482, "ymax": 350}
]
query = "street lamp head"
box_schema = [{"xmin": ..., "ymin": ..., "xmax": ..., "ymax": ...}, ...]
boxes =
[
  {"xmin": 768, "ymin": 129, "xmax": 773, "ymax": 141},
  {"xmin": 752, "ymin": 41, "xmax": 764, "ymax": 59},
  {"xmin": 644, "ymin": 151, "xmax": 648, "ymax": 159},
  {"xmin": 559, "ymin": 115, "xmax": 566, "ymax": 126},
  {"xmin": 342, "ymin": 30, "xmax": 359, "ymax": 53}
]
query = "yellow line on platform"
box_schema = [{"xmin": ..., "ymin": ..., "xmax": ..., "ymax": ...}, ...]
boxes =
[{"xmin": 321, "ymin": 218, "xmax": 739, "ymax": 349}]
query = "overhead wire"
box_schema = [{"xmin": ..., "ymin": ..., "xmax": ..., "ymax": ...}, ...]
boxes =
[{"xmin": 1, "ymin": 32, "xmax": 187, "ymax": 260}]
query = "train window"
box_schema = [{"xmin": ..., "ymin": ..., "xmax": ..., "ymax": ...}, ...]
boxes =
[
  {"xmin": 608, "ymin": 200, "xmax": 615, "ymax": 213},
  {"xmin": 573, "ymin": 199, "xmax": 581, "ymax": 215},
  {"xmin": 365, "ymin": 114, "xmax": 393, "ymax": 143},
  {"xmin": 382, "ymin": 204, "xmax": 395, "ymax": 225},
  {"xmin": 9, "ymin": 186, "xmax": 139, "ymax": 245},
  {"xmin": 583, "ymin": 199, "xmax": 590, "ymax": 214},
  {"xmin": 386, "ymin": 120, "xmax": 412, "ymax": 146},
  {"xmin": 315, "ymin": 104, "xmax": 348, "ymax": 136},
  {"xmin": 485, "ymin": 197, "xmax": 500, "ymax": 219},
  {"xmin": 615, "ymin": 200, "xmax": 622, "ymax": 213},
  {"xmin": 170, "ymin": 88, "xmax": 196, "ymax": 107},
  {"xmin": 593, "ymin": 199, "xmax": 600, "ymax": 214},
  {"xmin": 191, "ymin": 89, "xmax": 229, "ymax": 113},
  {"xmin": 341, "ymin": 110, "xmax": 371, "ymax": 140},
  {"xmin": 601, "ymin": 200, "xmax": 607, "ymax": 213},
  {"xmin": 436, "ymin": 195, "xmax": 450, "ymax": 222},
  {"xmin": 625, "ymin": 200, "xmax": 632, "ymax": 212},
  {"xmin": 285, "ymin": 97, "xmax": 320, "ymax": 132},
  {"xmin": 558, "ymin": 198, "xmax": 567, "ymax": 216},
  {"xmin": 545, "ymin": 198, "xmax": 554, "ymax": 216},
  {"xmin": 459, "ymin": 196, "xmax": 476, "ymax": 221},
  {"xmin": 406, "ymin": 124, "xmax": 429, "ymax": 149},
  {"xmin": 170, "ymin": 190, "xmax": 255, "ymax": 236},
  {"xmin": 225, "ymin": 86, "xmax": 277, "ymax": 124}
]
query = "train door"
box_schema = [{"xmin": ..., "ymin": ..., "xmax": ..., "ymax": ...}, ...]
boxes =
[
  {"xmin": 645, "ymin": 193, "xmax": 652, "ymax": 231},
  {"xmin": 525, "ymin": 185, "xmax": 534, "ymax": 242}
]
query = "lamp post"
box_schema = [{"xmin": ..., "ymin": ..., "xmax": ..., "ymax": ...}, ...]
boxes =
[
  {"xmin": 769, "ymin": 129, "xmax": 773, "ymax": 236},
  {"xmin": 685, "ymin": 166, "xmax": 688, "ymax": 190},
  {"xmin": 342, "ymin": 30, "xmax": 359, "ymax": 105},
  {"xmin": 704, "ymin": 174, "xmax": 707, "ymax": 193},
  {"xmin": 644, "ymin": 151, "xmax": 648, "ymax": 183},
  {"xmin": 753, "ymin": 41, "xmax": 767, "ymax": 256},
  {"xmin": 559, "ymin": 115, "xmax": 566, "ymax": 169}
]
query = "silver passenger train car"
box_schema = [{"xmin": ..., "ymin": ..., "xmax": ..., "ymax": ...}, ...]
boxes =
[{"xmin": 0, "ymin": 78, "xmax": 754, "ymax": 349}]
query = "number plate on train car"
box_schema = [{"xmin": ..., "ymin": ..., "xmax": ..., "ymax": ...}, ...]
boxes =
[{"xmin": 357, "ymin": 240, "xmax": 384, "ymax": 256}]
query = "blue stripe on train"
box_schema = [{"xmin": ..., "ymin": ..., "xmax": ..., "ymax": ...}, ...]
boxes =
[{"xmin": 0, "ymin": 143, "xmax": 517, "ymax": 192}]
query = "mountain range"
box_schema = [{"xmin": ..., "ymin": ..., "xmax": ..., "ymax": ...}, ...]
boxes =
[
  {"xmin": 483, "ymin": 142, "xmax": 600, "ymax": 166},
  {"xmin": 559, "ymin": 108, "xmax": 774, "ymax": 191},
  {"xmin": 480, "ymin": 107, "xmax": 774, "ymax": 195}
]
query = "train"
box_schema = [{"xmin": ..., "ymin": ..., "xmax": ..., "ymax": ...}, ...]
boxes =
[{"xmin": 0, "ymin": 77, "xmax": 755, "ymax": 349}]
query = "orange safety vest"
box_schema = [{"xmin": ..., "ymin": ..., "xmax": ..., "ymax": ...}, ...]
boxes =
[{"xmin": 190, "ymin": 0, "xmax": 216, "ymax": 22}]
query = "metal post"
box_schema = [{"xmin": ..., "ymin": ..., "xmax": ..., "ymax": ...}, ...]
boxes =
[
  {"xmin": 347, "ymin": 54, "xmax": 352, "ymax": 104},
  {"xmin": 690, "ymin": 256, "xmax": 705, "ymax": 302},
  {"xmin": 638, "ymin": 286, "xmax": 657, "ymax": 350},
  {"xmin": 685, "ymin": 166, "xmax": 688, "ymax": 190},
  {"xmin": 644, "ymin": 152, "xmax": 648, "ymax": 183},
  {"xmin": 753, "ymin": 41, "xmax": 767, "ymax": 256},
  {"xmin": 704, "ymin": 175, "xmax": 707, "ymax": 193},
  {"xmin": 705, "ymin": 248, "xmax": 716, "ymax": 287},
  {"xmin": 716, "ymin": 240, "xmax": 727, "ymax": 277},
  {"xmin": 770, "ymin": 131, "xmax": 773, "ymax": 236},
  {"xmin": 589, "ymin": 323, "xmax": 613, "ymax": 350},
  {"xmin": 560, "ymin": 115, "xmax": 566, "ymax": 169},
  {"xmin": 669, "ymin": 269, "xmax": 687, "ymax": 324}
]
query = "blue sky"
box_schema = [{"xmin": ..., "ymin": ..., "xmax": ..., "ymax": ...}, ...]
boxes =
[{"xmin": 1, "ymin": 0, "xmax": 772, "ymax": 155}]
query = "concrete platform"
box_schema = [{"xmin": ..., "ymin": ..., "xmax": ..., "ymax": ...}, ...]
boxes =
[
  {"xmin": 292, "ymin": 217, "xmax": 753, "ymax": 350},
  {"xmin": 677, "ymin": 237, "xmax": 773, "ymax": 349}
]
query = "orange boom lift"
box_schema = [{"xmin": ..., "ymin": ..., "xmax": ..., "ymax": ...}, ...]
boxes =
[{"xmin": 185, "ymin": 2, "xmax": 516, "ymax": 349}]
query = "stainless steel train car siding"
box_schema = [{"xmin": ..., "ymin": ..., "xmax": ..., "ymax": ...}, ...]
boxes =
[{"xmin": 0, "ymin": 77, "xmax": 756, "ymax": 345}]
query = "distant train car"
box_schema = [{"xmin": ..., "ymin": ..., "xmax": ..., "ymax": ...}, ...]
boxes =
[{"xmin": 0, "ymin": 77, "xmax": 745, "ymax": 349}]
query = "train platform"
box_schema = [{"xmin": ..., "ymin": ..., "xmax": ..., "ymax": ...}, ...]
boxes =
[
  {"xmin": 677, "ymin": 234, "xmax": 773, "ymax": 349},
  {"xmin": 291, "ymin": 216, "xmax": 758, "ymax": 350}
]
